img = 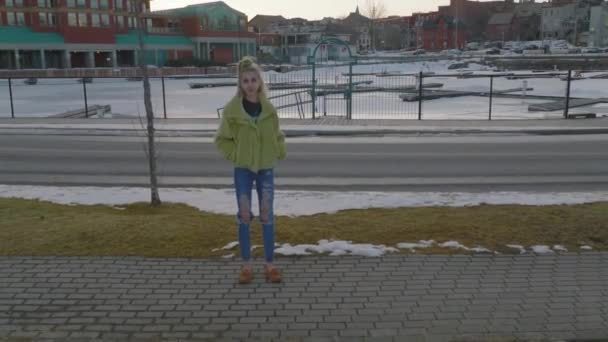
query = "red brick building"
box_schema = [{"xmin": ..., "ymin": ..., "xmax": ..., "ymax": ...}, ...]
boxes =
[
  {"xmin": 0, "ymin": 0, "xmax": 256, "ymax": 69},
  {"xmin": 420, "ymin": 15, "xmax": 467, "ymax": 50}
]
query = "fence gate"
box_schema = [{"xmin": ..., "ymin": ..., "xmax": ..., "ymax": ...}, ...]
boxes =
[{"xmin": 309, "ymin": 38, "xmax": 356, "ymax": 119}]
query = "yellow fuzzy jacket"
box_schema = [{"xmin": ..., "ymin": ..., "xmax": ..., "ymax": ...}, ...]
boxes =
[{"xmin": 214, "ymin": 96, "xmax": 287, "ymax": 172}]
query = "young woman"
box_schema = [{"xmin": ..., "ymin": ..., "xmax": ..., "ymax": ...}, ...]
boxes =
[{"xmin": 215, "ymin": 57, "xmax": 287, "ymax": 284}]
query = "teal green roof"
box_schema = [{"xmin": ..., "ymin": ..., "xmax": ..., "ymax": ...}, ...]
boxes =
[
  {"xmin": 0, "ymin": 26, "xmax": 64, "ymax": 44},
  {"xmin": 116, "ymin": 31, "xmax": 193, "ymax": 46}
]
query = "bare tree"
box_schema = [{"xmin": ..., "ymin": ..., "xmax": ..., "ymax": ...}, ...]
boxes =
[
  {"xmin": 363, "ymin": 0, "xmax": 387, "ymax": 51},
  {"xmin": 136, "ymin": 0, "xmax": 161, "ymax": 206}
]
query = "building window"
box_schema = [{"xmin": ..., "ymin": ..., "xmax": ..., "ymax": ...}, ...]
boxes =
[
  {"xmin": 116, "ymin": 16, "xmax": 125, "ymax": 28},
  {"xmin": 128, "ymin": 16, "xmax": 137, "ymax": 28},
  {"xmin": 39, "ymin": 12, "xmax": 57, "ymax": 26},
  {"xmin": 7, "ymin": 12, "xmax": 15, "ymax": 25},
  {"xmin": 126, "ymin": 0, "xmax": 131, "ymax": 12},
  {"xmin": 101, "ymin": 14, "xmax": 109, "ymax": 27},
  {"xmin": 7, "ymin": 0, "xmax": 25, "ymax": 7},
  {"xmin": 7, "ymin": 12, "xmax": 25, "ymax": 26},
  {"xmin": 91, "ymin": 0, "xmax": 99, "ymax": 9},
  {"xmin": 77, "ymin": 0, "xmax": 86, "ymax": 8},
  {"xmin": 68, "ymin": 12, "xmax": 77, "ymax": 26},
  {"xmin": 38, "ymin": 0, "xmax": 46, "ymax": 7},
  {"xmin": 92, "ymin": 14, "xmax": 100, "ymax": 27},
  {"xmin": 67, "ymin": 0, "xmax": 76, "ymax": 8},
  {"xmin": 39, "ymin": 12, "xmax": 47, "ymax": 25},
  {"xmin": 114, "ymin": 0, "xmax": 122, "ymax": 10},
  {"xmin": 78, "ymin": 13, "xmax": 88, "ymax": 26},
  {"xmin": 100, "ymin": 0, "xmax": 108, "ymax": 9}
]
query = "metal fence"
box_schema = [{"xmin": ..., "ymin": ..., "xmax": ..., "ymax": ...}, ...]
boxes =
[{"xmin": 1, "ymin": 68, "xmax": 602, "ymax": 120}]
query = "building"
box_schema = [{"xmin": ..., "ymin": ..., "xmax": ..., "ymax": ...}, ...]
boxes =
[
  {"xmin": 148, "ymin": 2, "xmax": 257, "ymax": 64},
  {"xmin": 251, "ymin": 9, "xmax": 359, "ymax": 64},
  {"xmin": 541, "ymin": 0, "xmax": 602, "ymax": 45},
  {"xmin": 374, "ymin": 16, "xmax": 416, "ymax": 50},
  {"xmin": 420, "ymin": 15, "xmax": 467, "ymax": 50},
  {"xmin": 413, "ymin": 12, "xmax": 439, "ymax": 48},
  {"xmin": 0, "ymin": 0, "xmax": 256, "ymax": 69},
  {"xmin": 511, "ymin": 1, "xmax": 542, "ymax": 41},
  {"xmin": 340, "ymin": 5, "xmax": 371, "ymax": 52},
  {"xmin": 248, "ymin": 14, "xmax": 286, "ymax": 33},
  {"xmin": 590, "ymin": 2, "xmax": 608, "ymax": 47},
  {"xmin": 487, "ymin": 2, "xmax": 542, "ymax": 42},
  {"xmin": 487, "ymin": 12, "xmax": 515, "ymax": 41},
  {"xmin": 438, "ymin": 0, "xmax": 509, "ymax": 43}
]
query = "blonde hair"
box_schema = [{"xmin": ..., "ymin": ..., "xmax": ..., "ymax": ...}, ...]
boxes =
[{"xmin": 236, "ymin": 56, "xmax": 268, "ymax": 98}]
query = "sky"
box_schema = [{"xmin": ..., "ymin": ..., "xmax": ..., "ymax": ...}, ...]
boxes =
[{"xmin": 150, "ymin": 0, "xmax": 481, "ymax": 20}]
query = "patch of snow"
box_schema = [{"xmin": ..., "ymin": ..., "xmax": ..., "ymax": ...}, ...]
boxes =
[
  {"xmin": 2, "ymin": 185, "xmax": 607, "ymax": 217},
  {"xmin": 552, "ymin": 245, "xmax": 568, "ymax": 252},
  {"xmin": 506, "ymin": 244, "xmax": 526, "ymax": 254},
  {"xmin": 580, "ymin": 245, "xmax": 593, "ymax": 251},
  {"xmin": 397, "ymin": 240, "xmax": 435, "ymax": 250},
  {"xmin": 221, "ymin": 254, "xmax": 234, "ymax": 259},
  {"xmin": 440, "ymin": 241, "xmax": 468, "ymax": 249},
  {"xmin": 221, "ymin": 241, "xmax": 239, "ymax": 250},
  {"xmin": 274, "ymin": 244, "xmax": 313, "ymax": 256},
  {"xmin": 531, "ymin": 245, "xmax": 554, "ymax": 254},
  {"xmin": 469, "ymin": 246, "xmax": 493, "ymax": 253},
  {"xmin": 274, "ymin": 240, "xmax": 398, "ymax": 257}
]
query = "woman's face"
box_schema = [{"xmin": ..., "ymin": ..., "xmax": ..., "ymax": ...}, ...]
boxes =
[{"xmin": 240, "ymin": 71, "xmax": 260, "ymax": 99}]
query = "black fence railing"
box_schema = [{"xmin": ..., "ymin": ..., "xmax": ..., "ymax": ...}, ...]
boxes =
[{"xmin": 0, "ymin": 69, "xmax": 602, "ymax": 120}]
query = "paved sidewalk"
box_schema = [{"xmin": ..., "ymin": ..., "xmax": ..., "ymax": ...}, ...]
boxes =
[
  {"xmin": 1, "ymin": 117, "xmax": 608, "ymax": 137},
  {"xmin": 1, "ymin": 254, "xmax": 607, "ymax": 341}
]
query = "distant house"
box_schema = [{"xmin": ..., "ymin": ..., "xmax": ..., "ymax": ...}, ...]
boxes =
[
  {"xmin": 249, "ymin": 15, "xmax": 287, "ymax": 33},
  {"xmin": 487, "ymin": 12, "xmax": 515, "ymax": 41}
]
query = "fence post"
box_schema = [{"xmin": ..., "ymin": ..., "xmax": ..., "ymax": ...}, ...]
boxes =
[
  {"xmin": 83, "ymin": 78, "xmax": 89, "ymax": 119},
  {"xmin": 489, "ymin": 76, "xmax": 494, "ymax": 121},
  {"xmin": 564, "ymin": 69, "xmax": 572, "ymax": 119},
  {"xmin": 161, "ymin": 73, "xmax": 167, "ymax": 119},
  {"xmin": 418, "ymin": 71, "xmax": 423, "ymax": 120},
  {"xmin": 347, "ymin": 62, "xmax": 353, "ymax": 120},
  {"xmin": 8, "ymin": 78, "xmax": 15, "ymax": 119},
  {"xmin": 311, "ymin": 63, "xmax": 316, "ymax": 119}
]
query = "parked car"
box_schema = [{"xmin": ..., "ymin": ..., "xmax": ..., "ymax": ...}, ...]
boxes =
[
  {"xmin": 485, "ymin": 48, "xmax": 501, "ymax": 55},
  {"xmin": 413, "ymin": 49, "xmax": 426, "ymax": 55},
  {"xmin": 582, "ymin": 47, "xmax": 601, "ymax": 54}
]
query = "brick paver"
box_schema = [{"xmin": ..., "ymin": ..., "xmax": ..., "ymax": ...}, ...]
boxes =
[{"xmin": 1, "ymin": 254, "xmax": 608, "ymax": 341}]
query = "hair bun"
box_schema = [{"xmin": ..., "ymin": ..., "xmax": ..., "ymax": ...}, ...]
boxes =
[{"xmin": 239, "ymin": 57, "xmax": 255, "ymax": 70}]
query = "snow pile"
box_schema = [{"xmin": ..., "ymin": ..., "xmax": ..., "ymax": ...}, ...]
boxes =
[
  {"xmin": 274, "ymin": 240, "xmax": 398, "ymax": 257},
  {"xmin": 2, "ymin": 185, "xmax": 607, "ymax": 217},
  {"xmin": 396, "ymin": 240, "xmax": 435, "ymax": 250},
  {"xmin": 506, "ymin": 244, "xmax": 526, "ymax": 254},
  {"xmin": 531, "ymin": 245, "xmax": 554, "ymax": 254}
]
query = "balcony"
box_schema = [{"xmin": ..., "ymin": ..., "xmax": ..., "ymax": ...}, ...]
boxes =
[{"xmin": 147, "ymin": 27, "xmax": 183, "ymax": 34}]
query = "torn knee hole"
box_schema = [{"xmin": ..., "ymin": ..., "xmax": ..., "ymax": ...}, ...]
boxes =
[{"xmin": 238, "ymin": 212, "xmax": 251, "ymax": 224}]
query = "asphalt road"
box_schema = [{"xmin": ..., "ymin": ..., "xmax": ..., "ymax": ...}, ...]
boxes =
[{"xmin": 1, "ymin": 133, "xmax": 607, "ymax": 192}]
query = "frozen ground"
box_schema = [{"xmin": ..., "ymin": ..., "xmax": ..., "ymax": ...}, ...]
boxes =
[{"xmin": 2, "ymin": 184, "xmax": 602, "ymax": 257}]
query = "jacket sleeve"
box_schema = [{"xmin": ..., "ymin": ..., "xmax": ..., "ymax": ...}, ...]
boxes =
[
  {"xmin": 274, "ymin": 114, "xmax": 287, "ymax": 160},
  {"xmin": 214, "ymin": 113, "xmax": 237, "ymax": 162}
]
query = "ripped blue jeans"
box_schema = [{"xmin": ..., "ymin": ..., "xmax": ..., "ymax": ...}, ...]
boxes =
[{"xmin": 234, "ymin": 168, "xmax": 275, "ymax": 263}]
